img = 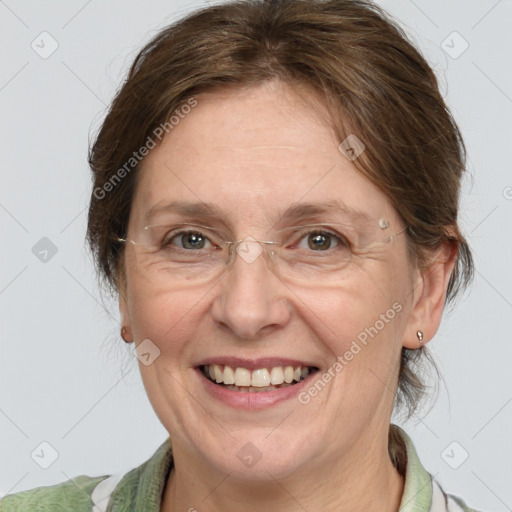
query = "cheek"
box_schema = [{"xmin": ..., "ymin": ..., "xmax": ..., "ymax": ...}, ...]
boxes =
[
  {"xmin": 125, "ymin": 276, "xmax": 209, "ymax": 362},
  {"xmin": 295, "ymin": 286, "xmax": 404, "ymax": 421},
  {"xmin": 295, "ymin": 260, "xmax": 408, "ymax": 340},
  {"xmin": 297, "ymin": 286, "xmax": 404, "ymax": 357},
  {"xmin": 289, "ymin": 265, "xmax": 408, "ymax": 399}
]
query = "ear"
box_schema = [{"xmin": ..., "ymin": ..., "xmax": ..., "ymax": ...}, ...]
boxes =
[
  {"xmin": 402, "ymin": 240, "xmax": 458, "ymax": 349},
  {"xmin": 118, "ymin": 269, "xmax": 134, "ymax": 343}
]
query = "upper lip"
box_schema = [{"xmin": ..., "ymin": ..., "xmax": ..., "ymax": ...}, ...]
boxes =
[{"xmin": 195, "ymin": 356, "xmax": 319, "ymax": 370}]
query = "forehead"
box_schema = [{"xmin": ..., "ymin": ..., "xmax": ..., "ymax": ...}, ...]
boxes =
[{"xmin": 130, "ymin": 81, "xmax": 397, "ymax": 227}]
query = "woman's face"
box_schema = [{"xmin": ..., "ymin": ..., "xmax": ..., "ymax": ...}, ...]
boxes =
[{"xmin": 120, "ymin": 80, "xmax": 418, "ymax": 480}]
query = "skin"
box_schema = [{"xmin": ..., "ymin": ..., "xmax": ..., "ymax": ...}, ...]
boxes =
[{"xmin": 119, "ymin": 79, "xmax": 456, "ymax": 512}]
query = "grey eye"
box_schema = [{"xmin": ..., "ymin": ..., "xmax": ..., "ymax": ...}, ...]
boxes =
[
  {"xmin": 180, "ymin": 232, "xmax": 206, "ymax": 249},
  {"xmin": 163, "ymin": 231, "xmax": 212, "ymax": 250}
]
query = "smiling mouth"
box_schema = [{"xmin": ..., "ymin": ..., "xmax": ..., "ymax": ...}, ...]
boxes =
[{"xmin": 200, "ymin": 364, "xmax": 319, "ymax": 392}]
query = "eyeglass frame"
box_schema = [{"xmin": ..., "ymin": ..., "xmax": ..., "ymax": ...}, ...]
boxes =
[{"xmin": 115, "ymin": 220, "xmax": 410, "ymax": 270}]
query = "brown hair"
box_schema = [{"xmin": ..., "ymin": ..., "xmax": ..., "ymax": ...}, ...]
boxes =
[{"xmin": 87, "ymin": 0, "xmax": 473, "ymax": 421}]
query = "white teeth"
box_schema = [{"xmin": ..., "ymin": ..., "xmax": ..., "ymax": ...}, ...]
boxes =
[
  {"xmin": 283, "ymin": 366, "xmax": 294, "ymax": 383},
  {"xmin": 214, "ymin": 364, "xmax": 223, "ymax": 383},
  {"xmin": 269, "ymin": 367, "xmax": 284, "ymax": 385},
  {"xmin": 204, "ymin": 364, "xmax": 313, "ymax": 388},
  {"xmin": 224, "ymin": 383, "xmax": 294, "ymax": 392},
  {"xmin": 251, "ymin": 368, "xmax": 271, "ymax": 387},
  {"xmin": 234, "ymin": 367, "xmax": 251, "ymax": 387},
  {"xmin": 222, "ymin": 365, "xmax": 235, "ymax": 385}
]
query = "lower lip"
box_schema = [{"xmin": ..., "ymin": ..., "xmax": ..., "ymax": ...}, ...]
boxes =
[{"xmin": 195, "ymin": 367, "xmax": 319, "ymax": 410}]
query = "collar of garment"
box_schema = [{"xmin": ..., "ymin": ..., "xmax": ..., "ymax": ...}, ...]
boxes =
[{"xmin": 97, "ymin": 425, "xmax": 458, "ymax": 512}]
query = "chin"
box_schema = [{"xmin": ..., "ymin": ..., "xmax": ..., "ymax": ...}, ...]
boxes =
[{"xmin": 194, "ymin": 428, "xmax": 318, "ymax": 482}]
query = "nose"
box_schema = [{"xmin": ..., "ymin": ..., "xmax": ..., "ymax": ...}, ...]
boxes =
[{"xmin": 210, "ymin": 242, "xmax": 291, "ymax": 340}]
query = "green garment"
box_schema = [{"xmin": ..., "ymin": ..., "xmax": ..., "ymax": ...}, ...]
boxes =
[{"xmin": 1, "ymin": 426, "xmax": 482, "ymax": 511}]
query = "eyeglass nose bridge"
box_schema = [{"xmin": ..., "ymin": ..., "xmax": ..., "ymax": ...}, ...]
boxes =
[{"xmin": 224, "ymin": 236, "xmax": 278, "ymax": 266}]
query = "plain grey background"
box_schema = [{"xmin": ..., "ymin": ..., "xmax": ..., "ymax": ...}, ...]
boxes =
[{"xmin": 1, "ymin": 0, "xmax": 511, "ymax": 510}]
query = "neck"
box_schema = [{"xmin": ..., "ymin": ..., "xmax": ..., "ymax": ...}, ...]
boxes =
[{"xmin": 161, "ymin": 426, "xmax": 404, "ymax": 512}]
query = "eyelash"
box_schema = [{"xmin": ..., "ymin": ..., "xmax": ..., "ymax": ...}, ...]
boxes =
[{"xmin": 160, "ymin": 228, "xmax": 350, "ymax": 251}]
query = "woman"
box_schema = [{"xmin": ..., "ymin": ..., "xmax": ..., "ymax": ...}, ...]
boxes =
[{"xmin": 2, "ymin": 0, "xmax": 480, "ymax": 510}]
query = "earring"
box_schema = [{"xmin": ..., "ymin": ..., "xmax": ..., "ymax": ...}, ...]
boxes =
[
  {"xmin": 121, "ymin": 326, "xmax": 131, "ymax": 343},
  {"xmin": 416, "ymin": 330, "xmax": 424, "ymax": 344}
]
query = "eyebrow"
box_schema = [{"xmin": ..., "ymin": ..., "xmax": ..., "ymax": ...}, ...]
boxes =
[
  {"xmin": 279, "ymin": 200, "xmax": 372, "ymax": 224},
  {"xmin": 144, "ymin": 200, "xmax": 225, "ymax": 223},
  {"xmin": 143, "ymin": 199, "xmax": 372, "ymax": 225}
]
